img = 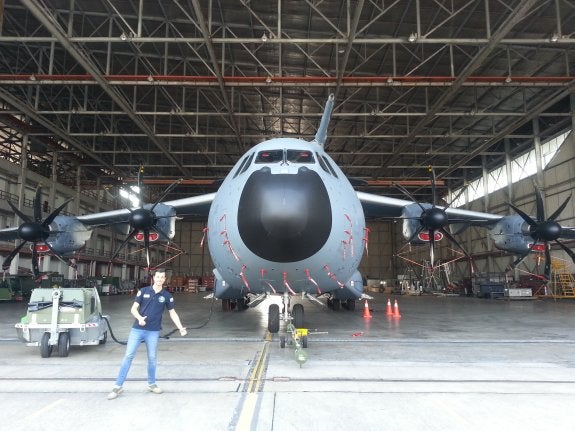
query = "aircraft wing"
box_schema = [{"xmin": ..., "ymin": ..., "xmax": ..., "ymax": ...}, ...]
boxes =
[
  {"xmin": 356, "ymin": 191, "xmax": 502, "ymax": 225},
  {"xmin": 77, "ymin": 192, "xmax": 216, "ymax": 227}
]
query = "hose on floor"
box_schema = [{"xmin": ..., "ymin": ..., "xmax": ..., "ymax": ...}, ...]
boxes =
[{"xmin": 101, "ymin": 292, "xmax": 216, "ymax": 345}]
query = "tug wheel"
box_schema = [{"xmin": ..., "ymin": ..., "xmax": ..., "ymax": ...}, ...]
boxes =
[
  {"xmin": 58, "ymin": 332, "xmax": 70, "ymax": 357},
  {"xmin": 99, "ymin": 331, "xmax": 107, "ymax": 345},
  {"xmin": 40, "ymin": 332, "xmax": 52, "ymax": 358},
  {"xmin": 280, "ymin": 335, "xmax": 286, "ymax": 348}
]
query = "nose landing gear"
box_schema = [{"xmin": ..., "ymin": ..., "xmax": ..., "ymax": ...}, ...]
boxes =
[{"xmin": 267, "ymin": 291, "xmax": 309, "ymax": 366}]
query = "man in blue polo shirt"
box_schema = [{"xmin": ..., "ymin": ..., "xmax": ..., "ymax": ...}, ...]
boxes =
[{"xmin": 108, "ymin": 268, "xmax": 187, "ymax": 400}]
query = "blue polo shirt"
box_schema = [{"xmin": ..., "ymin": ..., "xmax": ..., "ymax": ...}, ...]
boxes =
[{"xmin": 132, "ymin": 286, "xmax": 175, "ymax": 331}]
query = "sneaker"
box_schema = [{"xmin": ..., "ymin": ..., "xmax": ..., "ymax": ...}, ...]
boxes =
[
  {"xmin": 107, "ymin": 386, "xmax": 123, "ymax": 400},
  {"xmin": 148, "ymin": 384, "xmax": 163, "ymax": 394}
]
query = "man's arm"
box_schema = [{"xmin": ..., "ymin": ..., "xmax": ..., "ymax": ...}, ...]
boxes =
[
  {"xmin": 168, "ymin": 309, "xmax": 187, "ymax": 336},
  {"xmin": 131, "ymin": 302, "xmax": 147, "ymax": 326}
]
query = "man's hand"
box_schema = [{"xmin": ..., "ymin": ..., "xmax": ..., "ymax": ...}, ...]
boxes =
[
  {"xmin": 179, "ymin": 328, "xmax": 187, "ymax": 336},
  {"xmin": 138, "ymin": 316, "xmax": 147, "ymax": 326}
]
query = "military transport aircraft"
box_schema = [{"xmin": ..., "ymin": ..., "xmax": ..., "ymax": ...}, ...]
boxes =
[{"xmin": 1, "ymin": 94, "xmax": 575, "ymax": 332}]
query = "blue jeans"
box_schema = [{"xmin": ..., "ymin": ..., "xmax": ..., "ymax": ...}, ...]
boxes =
[{"xmin": 115, "ymin": 328, "xmax": 160, "ymax": 386}]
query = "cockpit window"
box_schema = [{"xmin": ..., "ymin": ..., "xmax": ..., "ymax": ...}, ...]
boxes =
[
  {"xmin": 322, "ymin": 155, "xmax": 338, "ymax": 178},
  {"xmin": 287, "ymin": 150, "xmax": 314, "ymax": 163},
  {"xmin": 240, "ymin": 152, "xmax": 255, "ymax": 174},
  {"xmin": 233, "ymin": 154, "xmax": 250, "ymax": 178},
  {"xmin": 255, "ymin": 150, "xmax": 284, "ymax": 164}
]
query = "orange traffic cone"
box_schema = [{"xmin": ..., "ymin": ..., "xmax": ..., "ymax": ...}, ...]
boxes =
[
  {"xmin": 393, "ymin": 299, "xmax": 401, "ymax": 318},
  {"xmin": 363, "ymin": 300, "xmax": 372, "ymax": 318},
  {"xmin": 386, "ymin": 298, "xmax": 393, "ymax": 316}
]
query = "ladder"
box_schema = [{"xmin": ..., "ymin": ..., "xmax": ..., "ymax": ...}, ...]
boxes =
[{"xmin": 550, "ymin": 258, "xmax": 575, "ymax": 298}]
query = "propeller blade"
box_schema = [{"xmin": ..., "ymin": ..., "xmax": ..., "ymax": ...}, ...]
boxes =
[
  {"xmin": 394, "ymin": 183, "xmax": 426, "ymax": 213},
  {"xmin": 31, "ymin": 244, "xmax": 40, "ymax": 279},
  {"xmin": 534, "ymin": 188, "xmax": 546, "ymax": 223},
  {"xmin": 44, "ymin": 242, "xmax": 77, "ymax": 269},
  {"xmin": 440, "ymin": 227, "xmax": 469, "ymax": 258},
  {"xmin": 429, "ymin": 166, "xmax": 437, "ymax": 207},
  {"xmin": 143, "ymin": 229, "xmax": 151, "ymax": 269},
  {"xmin": 508, "ymin": 253, "xmax": 529, "ymax": 270},
  {"xmin": 444, "ymin": 183, "xmax": 468, "ymax": 211},
  {"xmin": 548, "ymin": 195, "xmax": 571, "ymax": 222},
  {"xmin": 428, "ymin": 229, "xmax": 435, "ymax": 268},
  {"xmin": 151, "ymin": 179, "xmax": 183, "ymax": 211},
  {"xmin": 555, "ymin": 239, "xmax": 575, "ymax": 264},
  {"xmin": 43, "ymin": 198, "xmax": 73, "ymax": 226},
  {"xmin": 2, "ymin": 241, "xmax": 27, "ymax": 270},
  {"xmin": 7, "ymin": 200, "xmax": 31, "ymax": 224},
  {"xmin": 137, "ymin": 165, "xmax": 144, "ymax": 203},
  {"xmin": 508, "ymin": 203, "xmax": 538, "ymax": 228},
  {"xmin": 110, "ymin": 229, "xmax": 137, "ymax": 262},
  {"xmin": 33, "ymin": 187, "xmax": 42, "ymax": 223},
  {"xmin": 544, "ymin": 242, "xmax": 551, "ymax": 279}
]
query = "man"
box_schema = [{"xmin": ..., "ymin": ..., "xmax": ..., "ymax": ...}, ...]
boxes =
[{"xmin": 108, "ymin": 268, "xmax": 187, "ymax": 400}]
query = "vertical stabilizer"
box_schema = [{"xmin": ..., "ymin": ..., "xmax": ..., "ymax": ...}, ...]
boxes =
[{"xmin": 313, "ymin": 94, "xmax": 335, "ymax": 148}]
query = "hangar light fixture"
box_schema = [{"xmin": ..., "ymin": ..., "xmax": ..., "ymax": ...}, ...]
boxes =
[{"xmin": 408, "ymin": 32, "xmax": 418, "ymax": 42}]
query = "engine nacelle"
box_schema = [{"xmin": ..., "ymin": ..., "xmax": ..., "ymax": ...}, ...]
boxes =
[
  {"xmin": 46, "ymin": 216, "xmax": 92, "ymax": 256},
  {"xmin": 489, "ymin": 214, "xmax": 538, "ymax": 255},
  {"xmin": 147, "ymin": 202, "xmax": 176, "ymax": 240}
]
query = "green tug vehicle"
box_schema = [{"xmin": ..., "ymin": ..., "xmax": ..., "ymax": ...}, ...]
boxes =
[{"xmin": 15, "ymin": 286, "xmax": 109, "ymax": 357}]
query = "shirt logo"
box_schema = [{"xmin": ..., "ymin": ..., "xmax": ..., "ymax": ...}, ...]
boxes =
[
  {"xmin": 143, "ymin": 294, "xmax": 150, "ymax": 298},
  {"xmin": 136, "ymin": 290, "xmax": 142, "ymax": 297},
  {"xmin": 158, "ymin": 296, "xmax": 165, "ymax": 303}
]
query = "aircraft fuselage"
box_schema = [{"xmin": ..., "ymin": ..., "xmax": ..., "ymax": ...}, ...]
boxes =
[{"xmin": 207, "ymin": 137, "xmax": 366, "ymax": 300}]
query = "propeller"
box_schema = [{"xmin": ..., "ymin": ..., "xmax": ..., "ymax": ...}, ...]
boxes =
[
  {"xmin": 395, "ymin": 166, "xmax": 473, "ymax": 271},
  {"xmin": 507, "ymin": 188, "xmax": 575, "ymax": 279},
  {"xmin": 109, "ymin": 167, "xmax": 182, "ymax": 271},
  {"xmin": 2, "ymin": 186, "xmax": 72, "ymax": 279}
]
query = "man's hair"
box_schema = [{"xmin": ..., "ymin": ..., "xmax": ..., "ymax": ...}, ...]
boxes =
[{"xmin": 153, "ymin": 268, "xmax": 166, "ymax": 275}]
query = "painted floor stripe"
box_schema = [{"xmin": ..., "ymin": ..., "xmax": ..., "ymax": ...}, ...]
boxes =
[{"xmin": 232, "ymin": 332, "xmax": 272, "ymax": 430}]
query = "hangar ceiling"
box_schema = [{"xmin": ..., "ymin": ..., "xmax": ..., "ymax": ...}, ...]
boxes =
[{"xmin": 0, "ymin": 0, "xmax": 574, "ymax": 202}]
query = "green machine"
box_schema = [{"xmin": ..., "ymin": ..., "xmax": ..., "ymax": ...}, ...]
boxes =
[
  {"xmin": 0, "ymin": 275, "xmax": 36, "ymax": 301},
  {"xmin": 15, "ymin": 286, "xmax": 109, "ymax": 357}
]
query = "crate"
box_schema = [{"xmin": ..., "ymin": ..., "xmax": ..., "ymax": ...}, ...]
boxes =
[
  {"xmin": 479, "ymin": 283, "xmax": 505, "ymax": 299},
  {"xmin": 507, "ymin": 288, "xmax": 532, "ymax": 297}
]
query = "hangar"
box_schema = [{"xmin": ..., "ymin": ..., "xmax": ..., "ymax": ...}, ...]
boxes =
[{"xmin": 0, "ymin": 1, "xmax": 574, "ymax": 430}]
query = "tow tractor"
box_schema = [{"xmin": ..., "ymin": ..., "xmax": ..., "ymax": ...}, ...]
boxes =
[{"xmin": 15, "ymin": 286, "xmax": 109, "ymax": 357}]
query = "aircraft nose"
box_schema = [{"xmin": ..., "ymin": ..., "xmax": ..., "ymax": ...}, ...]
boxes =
[{"xmin": 238, "ymin": 167, "xmax": 332, "ymax": 262}]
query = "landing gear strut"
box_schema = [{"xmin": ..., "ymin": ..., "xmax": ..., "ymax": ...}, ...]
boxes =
[{"xmin": 267, "ymin": 292, "xmax": 305, "ymax": 334}]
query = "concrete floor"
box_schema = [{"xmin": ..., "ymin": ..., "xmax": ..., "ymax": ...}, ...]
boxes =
[{"xmin": 1, "ymin": 292, "xmax": 575, "ymax": 430}]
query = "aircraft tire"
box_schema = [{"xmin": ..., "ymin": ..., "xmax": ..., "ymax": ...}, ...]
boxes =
[
  {"xmin": 346, "ymin": 299, "xmax": 356, "ymax": 311},
  {"xmin": 40, "ymin": 332, "xmax": 52, "ymax": 358},
  {"xmin": 268, "ymin": 304, "xmax": 280, "ymax": 333},
  {"xmin": 222, "ymin": 299, "xmax": 231, "ymax": 312},
  {"xmin": 292, "ymin": 303, "xmax": 304, "ymax": 328},
  {"xmin": 331, "ymin": 299, "xmax": 341, "ymax": 311},
  {"xmin": 58, "ymin": 332, "xmax": 70, "ymax": 357}
]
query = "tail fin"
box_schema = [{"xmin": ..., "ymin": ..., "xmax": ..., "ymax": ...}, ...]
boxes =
[{"xmin": 313, "ymin": 94, "xmax": 335, "ymax": 148}]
